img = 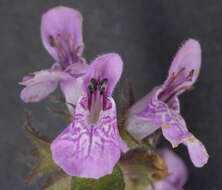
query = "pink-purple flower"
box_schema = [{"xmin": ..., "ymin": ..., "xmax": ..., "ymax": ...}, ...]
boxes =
[
  {"xmin": 51, "ymin": 53, "xmax": 129, "ymax": 179},
  {"xmin": 148, "ymin": 149, "xmax": 187, "ymax": 190},
  {"xmin": 19, "ymin": 6, "xmax": 88, "ymax": 113},
  {"xmin": 126, "ymin": 39, "xmax": 209, "ymax": 167}
]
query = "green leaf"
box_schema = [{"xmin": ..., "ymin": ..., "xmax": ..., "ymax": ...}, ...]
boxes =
[{"xmin": 71, "ymin": 166, "xmax": 125, "ymax": 190}]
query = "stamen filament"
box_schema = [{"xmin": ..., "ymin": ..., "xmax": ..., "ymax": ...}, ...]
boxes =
[
  {"xmin": 170, "ymin": 69, "xmax": 194, "ymax": 91},
  {"xmin": 87, "ymin": 78, "xmax": 108, "ymax": 114},
  {"xmin": 55, "ymin": 34, "xmax": 67, "ymax": 69},
  {"xmin": 168, "ymin": 67, "xmax": 185, "ymax": 87},
  {"xmin": 159, "ymin": 68, "xmax": 185, "ymax": 99},
  {"xmin": 159, "ymin": 68, "xmax": 194, "ymax": 103},
  {"xmin": 49, "ymin": 33, "xmax": 81, "ymax": 68},
  {"xmin": 88, "ymin": 93, "xmax": 92, "ymax": 111},
  {"xmin": 88, "ymin": 91, "xmax": 102, "ymax": 123},
  {"xmin": 165, "ymin": 85, "xmax": 194, "ymax": 103},
  {"xmin": 68, "ymin": 34, "xmax": 74, "ymax": 51}
]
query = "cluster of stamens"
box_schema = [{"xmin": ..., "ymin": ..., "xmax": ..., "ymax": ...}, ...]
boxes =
[
  {"xmin": 87, "ymin": 78, "xmax": 108, "ymax": 113},
  {"xmin": 88, "ymin": 78, "xmax": 108, "ymax": 95},
  {"xmin": 49, "ymin": 34, "xmax": 81, "ymax": 69},
  {"xmin": 159, "ymin": 67, "xmax": 194, "ymax": 103}
]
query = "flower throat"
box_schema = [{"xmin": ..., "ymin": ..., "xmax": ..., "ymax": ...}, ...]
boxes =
[{"xmin": 87, "ymin": 78, "xmax": 108, "ymax": 123}]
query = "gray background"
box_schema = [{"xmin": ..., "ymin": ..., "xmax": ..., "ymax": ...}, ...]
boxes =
[{"xmin": 1, "ymin": 0, "xmax": 221, "ymax": 189}]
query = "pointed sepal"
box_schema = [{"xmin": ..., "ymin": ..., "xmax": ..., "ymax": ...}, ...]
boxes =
[{"xmin": 22, "ymin": 114, "xmax": 59, "ymax": 183}]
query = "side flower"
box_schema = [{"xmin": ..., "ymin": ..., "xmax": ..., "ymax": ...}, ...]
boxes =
[
  {"xmin": 126, "ymin": 39, "xmax": 209, "ymax": 167},
  {"xmin": 19, "ymin": 6, "xmax": 88, "ymax": 113},
  {"xmin": 51, "ymin": 53, "xmax": 129, "ymax": 179},
  {"xmin": 148, "ymin": 149, "xmax": 187, "ymax": 190}
]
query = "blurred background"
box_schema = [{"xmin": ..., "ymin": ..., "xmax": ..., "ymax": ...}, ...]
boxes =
[{"xmin": 1, "ymin": 0, "xmax": 221, "ymax": 189}]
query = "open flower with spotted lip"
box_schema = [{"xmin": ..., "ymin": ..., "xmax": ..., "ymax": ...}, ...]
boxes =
[
  {"xmin": 148, "ymin": 149, "xmax": 187, "ymax": 190},
  {"xmin": 51, "ymin": 53, "xmax": 129, "ymax": 179},
  {"xmin": 19, "ymin": 6, "xmax": 88, "ymax": 113},
  {"xmin": 126, "ymin": 39, "xmax": 209, "ymax": 167}
]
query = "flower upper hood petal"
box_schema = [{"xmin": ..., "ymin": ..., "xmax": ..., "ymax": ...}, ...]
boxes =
[
  {"xmin": 83, "ymin": 53, "xmax": 123, "ymax": 96},
  {"xmin": 41, "ymin": 6, "xmax": 84, "ymax": 62},
  {"xmin": 163, "ymin": 39, "xmax": 201, "ymax": 97}
]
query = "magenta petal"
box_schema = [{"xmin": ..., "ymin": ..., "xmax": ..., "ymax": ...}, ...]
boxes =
[
  {"xmin": 51, "ymin": 96, "xmax": 128, "ymax": 178},
  {"xmin": 21, "ymin": 75, "xmax": 33, "ymax": 82},
  {"xmin": 126, "ymin": 87, "xmax": 163, "ymax": 140},
  {"xmin": 65, "ymin": 61, "xmax": 88, "ymax": 78},
  {"xmin": 126, "ymin": 115, "xmax": 160, "ymax": 140},
  {"xmin": 126, "ymin": 87, "xmax": 187, "ymax": 142},
  {"xmin": 60, "ymin": 77, "xmax": 85, "ymax": 114},
  {"xmin": 83, "ymin": 53, "xmax": 123, "ymax": 96},
  {"xmin": 183, "ymin": 136, "xmax": 209, "ymax": 167},
  {"xmin": 51, "ymin": 63, "xmax": 62, "ymax": 71},
  {"xmin": 19, "ymin": 69, "xmax": 71, "ymax": 86},
  {"xmin": 20, "ymin": 69, "xmax": 71, "ymax": 102},
  {"xmin": 154, "ymin": 181, "xmax": 178, "ymax": 190},
  {"xmin": 20, "ymin": 81, "xmax": 57, "ymax": 103},
  {"xmin": 60, "ymin": 62, "xmax": 89, "ymax": 113},
  {"xmin": 158, "ymin": 149, "xmax": 187, "ymax": 188},
  {"xmin": 163, "ymin": 39, "xmax": 201, "ymax": 92},
  {"xmin": 126, "ymin": 87, "xmax": 191, "ymax": 148},
  {"xmin": 41, "ymin": 6, "xmax": 83, "ymax": 60},
  {"xmin": 167, "ymin": 97, "xmax": 180, "ymax": 113},
  {"xmin": 147, "ymin": 181, "xmax": 178, "ymax": 190},
  {"xmin": 147, "ymin": 149, "xmax": 187, "ymax": 190},
  {"xmin": 161, "ymin": 110, "xmax": 191, "ymax": 148},
  {"xmin": 128, "ymin": 87, "xmax": 159, "ymax": 116}
]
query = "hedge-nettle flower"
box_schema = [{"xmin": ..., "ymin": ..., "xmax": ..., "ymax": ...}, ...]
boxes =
[
  {"xmin": 20, "ymin": 6, "xmax": 88, "ymax": 113},
  {"xmin": 51, "ymin": 53, "xmax": 129, "ymax": 179},
  {"xmin": 148, "ymin": 149, "xmax": 187, "ymax": 190},
  {"xmin": 126, "ymin": 39, "xmax": 209, "ymax": 167}
]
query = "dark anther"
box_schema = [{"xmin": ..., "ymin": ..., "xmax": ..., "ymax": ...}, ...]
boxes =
[
  {"xmin": 49, "ymin": 35, "xmax": 55, "ymax": 47},
  {"xmin": 88, "ymin": 78, "xmax": 98, "ymax": 94},
  {"xmin": 188, "ymin": 69, "xmax": 194, "ymax": 81},
  {"xmin": 91, "ymin": 78, "xmax": 98, "ymax": 91},
  {"xmin": 99, "ymin": 78, "xmax": 108, "ymax": 95},
  {"xmin": 100, "ymin": 88, "xmax": 105, "ymax": 95},
  {"xmin": 88, "ymin": 84, "xmax": 94, "ymax": 94}
]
